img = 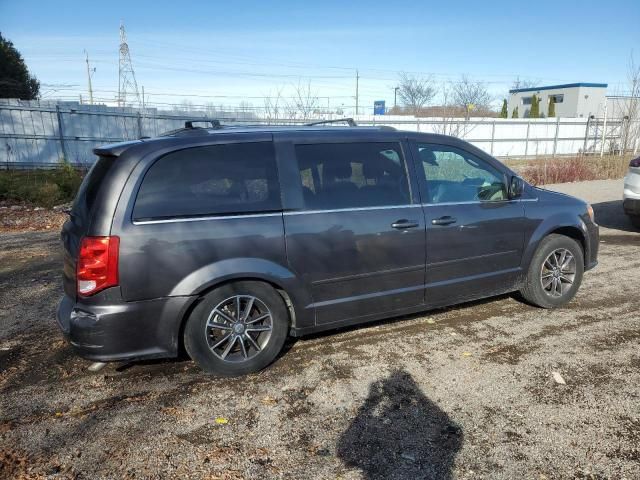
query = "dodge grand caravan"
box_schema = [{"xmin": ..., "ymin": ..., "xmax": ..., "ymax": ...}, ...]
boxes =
[{"xmin": 57, "ymin": 120, "xmax": 599, "ymax": 376}]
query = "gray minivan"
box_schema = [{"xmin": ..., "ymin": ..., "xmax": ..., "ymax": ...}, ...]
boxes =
[{"xmin": 57, "ymin": 121, "xmax": 599, "ymax": 375}]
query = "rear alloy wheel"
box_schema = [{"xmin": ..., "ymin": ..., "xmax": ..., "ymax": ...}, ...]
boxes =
[
  {"xmin": 205, "ymin": 295, "xmax": 273, "ymax": 363},
  {"xmin": 185, "ymin": 282, "xmax": 288, "ymax": 376},
  {"xmin": 520, "ymin": 234, "xmax": 584, "ymax": 308}
]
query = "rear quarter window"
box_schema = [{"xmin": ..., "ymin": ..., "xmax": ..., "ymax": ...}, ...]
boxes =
[
  {"xmin": 72, "ymin": 155, "xmax": 116, "ymax": 215},
  {"xmin": 133, "ymin": 142, "xmax": 280, "ymax": 221}
]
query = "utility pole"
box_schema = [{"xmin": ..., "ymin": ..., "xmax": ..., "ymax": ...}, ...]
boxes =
[
  {"xmin": 117, "ymin": 21, "xmax": 141, "ymax": 108},
  {"xmin": 84, "ymin": 50, "xmax": 94, "ymax": 105},
  {"xmin": 355, "ymin": 69, "xmax": 359, "ymax": 116},
  {"xmin": 394, "ymin": 86, "xmax": 399, "ymax": 108},
  {"xmin": 142, "ymin": 85, "xmax": 145, "ymax": 111}
]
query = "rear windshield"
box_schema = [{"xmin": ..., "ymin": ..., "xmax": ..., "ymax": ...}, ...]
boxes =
[
  {"xmin": 72, "ymin": 155, "xmax": 116, "ymax": 215},
  {"xmin": 133, "ymin": 142, "xmax": 280, "ymax": 221}
]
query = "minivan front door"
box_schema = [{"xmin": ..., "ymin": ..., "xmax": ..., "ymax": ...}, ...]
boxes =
[
  {"xmin": 281, "ymin": 139, "xmax": 426, "ymax": 325},
  {"xmin": 411, "ymin": 142, "xmax": 526, "ymax": 306}
]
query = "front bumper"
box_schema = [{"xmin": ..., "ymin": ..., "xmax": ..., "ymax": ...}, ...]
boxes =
[
  {"xmin": 623, "ymin": 198, "xmax": 640, "ymax": 217},
  {"xmin": 56, "ymin": 290, "xmax": 194, "ymax": 362},
  {"xmin": 584, "ymin": 217, "xmax": 599, "ymax": 272}
]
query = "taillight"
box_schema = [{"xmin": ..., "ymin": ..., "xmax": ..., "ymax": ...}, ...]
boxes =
[
  {"xmin": 630, "ymin": 157, "xmax": 640, "ymax": 168},
  {"xmin": 77, "ymin": 236, "xmax": 119, "ymax": 296}
]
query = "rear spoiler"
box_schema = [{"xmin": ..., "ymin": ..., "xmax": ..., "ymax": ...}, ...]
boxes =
[{"xmin": 93, "ymin": 140, "xmax": 144, "ymax": 157}]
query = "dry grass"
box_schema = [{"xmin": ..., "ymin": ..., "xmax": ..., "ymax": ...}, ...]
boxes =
[{"xmin": 504, "ymin": 154, "xmax": 633, "ymax": 186}]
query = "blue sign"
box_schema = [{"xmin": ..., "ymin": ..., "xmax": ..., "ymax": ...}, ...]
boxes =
[{"xmin": 374, "ymin": 100, "xmax": 386, "ymax": 115}]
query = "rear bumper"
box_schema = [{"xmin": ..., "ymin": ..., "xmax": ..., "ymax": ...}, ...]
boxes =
[{"xmin": 56, "ymin": 291, "xmax": 194, "ymax": 362}]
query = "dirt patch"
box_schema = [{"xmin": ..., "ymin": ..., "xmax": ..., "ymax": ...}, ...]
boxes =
[{"xmin": 0, "ymin": 203, "xmax": 67, "ymax": 233}]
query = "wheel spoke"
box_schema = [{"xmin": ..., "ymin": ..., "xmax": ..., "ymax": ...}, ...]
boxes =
[
  {"xmin": 213, "ymin": 308, "xmax": 235, "ymax": 324},
  {"xmin": 238, "ymin": 335, "xmax": 248, "ymax": 358},
  {"xmin": 558, "ymin": 250, "xmax": 567, "ymax": 268},
  {"xmin": 245, "ymin": 333, "xmax": 261, "ymax": 352},
  {"xmin": 560, "ymin": 274, "xmax": 573, "ymax": 284},
  {"xmin": 207, "ymin": 321, "xmax": 233, "ymax": 331},
  {"xmin": 241, "ymin": 297, "xmax": 255, "ymax": 322},
  {"xmin": 211, "ymin": 333, "xmax": 233, "ymax": 350},
  {"xmin": 542, "ymin": 277, "xmax": 553, "ymax": 289},
  {"xmin": 246, "ymin": 325, "xmax": 271, "ymax": 332},
  {"xmin": 245, "ymin": 313, "xmax": 270, "ymax": 325},
  {"xmin": 220, "ymin": 335, "xmax": 238, "ymax": 359},
  {"xmin": 235, "ymin": 296, "xmax": 242, "ymax": 321}
]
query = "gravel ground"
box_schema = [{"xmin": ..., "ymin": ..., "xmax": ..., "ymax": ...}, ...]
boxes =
[{"xmin": 1, "ymin": 179, "xmax": 639, "ymax": 479}]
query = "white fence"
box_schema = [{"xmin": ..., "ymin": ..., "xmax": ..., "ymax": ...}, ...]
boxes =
[{"xmin": 1, "ymin": 103, "xmax": 638, "ymax": 168}]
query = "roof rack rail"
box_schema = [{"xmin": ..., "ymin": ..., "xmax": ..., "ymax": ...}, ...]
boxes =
[
  {"xmin": 184, "ymin": 119, "xmax": 223, "ymax": 129},
  {"xmin": 160, "ymin": 119, "xmax": 227, "ymax": 137},
  {"xmin": 305, "ymin": 118, "xmax": 357, "ymax": 127}
]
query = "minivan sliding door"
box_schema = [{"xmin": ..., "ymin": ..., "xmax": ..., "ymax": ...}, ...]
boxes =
[{"xmin": 280, "ymin": 138, "xmax": 426, "ymax": 326}]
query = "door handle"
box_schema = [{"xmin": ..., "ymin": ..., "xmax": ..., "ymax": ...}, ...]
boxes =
[
  {"xmin": 431, "ymin": 216, "xmax": 457, "ymax": 226},
  {"xmin": 391, "ymin": 219, "xmax": 419, "ymax": 229}
]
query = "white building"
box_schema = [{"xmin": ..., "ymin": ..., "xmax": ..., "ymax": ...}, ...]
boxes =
[{"xmin": 508, "ymin": 83, "xmax": 607, "ymax": 119}]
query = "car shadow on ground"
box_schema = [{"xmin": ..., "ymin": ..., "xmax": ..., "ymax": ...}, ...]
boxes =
[
  {"xmin": 336, "ymin": 369, "xmax": 462, "ymax": 480},
  {"xmin": 592, "ymin": 200, "xmax": 638, "ymax": 233}
]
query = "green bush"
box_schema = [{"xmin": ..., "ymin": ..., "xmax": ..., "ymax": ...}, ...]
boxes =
[
  {"xmin": 52, "ymin": 160, "xmax": 83, "ymax": 199},
  {"xmin": 0, "ymin": 159, "xmax": 84, "ymax": 208}
]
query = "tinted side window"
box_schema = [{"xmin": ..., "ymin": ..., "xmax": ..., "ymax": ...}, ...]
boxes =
[
  {"xmin": 417, "ymin": 144, "xmax": 507, "ymax": 204},
  {"xmin": 72, "ymin": 155, "xmax": 116, "ymax": 215},
  {"xmin": 133, "ymin": 142, "xmax": 280, "ymax": 220},
  {"xmin": 294, "ymin": 142, "xmax": 410, "ymax": 210}
]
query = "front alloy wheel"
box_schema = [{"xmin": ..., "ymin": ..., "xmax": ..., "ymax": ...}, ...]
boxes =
[
  {"xmin": 540, "ymin": 248, "xmax": 576, "ymax": 297},
  {"xmin": 520, "ymin": 234, "xmax": 584, "ymax": 309}
]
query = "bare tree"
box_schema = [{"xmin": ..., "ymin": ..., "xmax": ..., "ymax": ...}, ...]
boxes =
[
  {"xmin": 288, "ymin": 80, "xmax": 319, "ymax": 121},
  {"xmin": 431, "ymin": 83, "xmax": 461, "ymax": 136},
  {"xmin": 431, "ymin": 82, "xmax": 483, "ymax": 138},
  {"xmin": 263, "ymin": 87, "xmax": 285, "ymax": 124},
  {"xmin": 397, "ymin": 72, "xmax": 437, "ymax": 115},
  {"xmin": 452, "ymin": 75, "xmax": 493, "ymax": 119}
]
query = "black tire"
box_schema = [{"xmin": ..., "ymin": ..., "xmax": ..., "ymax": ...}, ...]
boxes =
[
  {"xmin": 520, "ymin": 234, "xmax": 584, "ymax": 309},
  {"xmin": 184, "ymin": 281, "xmax": 289, "ymax": 376},
  {"xmin": 630, "ymin": 216, "xmax": 640, "ymax": 229}
]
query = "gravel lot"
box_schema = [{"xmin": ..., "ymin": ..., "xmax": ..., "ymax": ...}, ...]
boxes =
[{"xmin": 1, "ymin": 179, "xmax": 639, "ymax": 479}]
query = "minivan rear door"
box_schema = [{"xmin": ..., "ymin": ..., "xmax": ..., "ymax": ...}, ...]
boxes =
[{"xmin": 277, "ymin": 132, "xmax": 426, "ymax": 326}]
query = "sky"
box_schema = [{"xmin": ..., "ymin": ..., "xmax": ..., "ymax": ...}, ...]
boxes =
[{"xmin": 1, "ymin": 0, "xmax": 639, "ymax": 114}]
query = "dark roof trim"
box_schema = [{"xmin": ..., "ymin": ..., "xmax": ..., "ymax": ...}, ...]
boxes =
[{"xmin": 509, "ymin": 82, "xmax": 608, "ymax": 94}]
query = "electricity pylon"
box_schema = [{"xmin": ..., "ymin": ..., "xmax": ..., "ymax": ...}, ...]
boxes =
[{"xmin": 117, "ymin": 22, "xmax": 141, "ymax": 108}]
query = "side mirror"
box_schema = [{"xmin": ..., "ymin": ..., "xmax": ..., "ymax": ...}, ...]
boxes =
[{"xmin": 509, "ymin": 176, "xmax": 524, "ymax": 199}]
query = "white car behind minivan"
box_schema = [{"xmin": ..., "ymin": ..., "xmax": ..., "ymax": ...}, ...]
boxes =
[{"xmin": 623, "ymin": 156, "xmax": 640, "ymax": 228}]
